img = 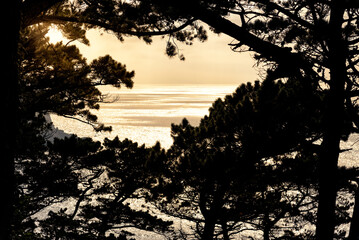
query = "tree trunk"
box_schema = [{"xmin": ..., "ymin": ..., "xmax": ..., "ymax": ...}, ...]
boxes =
[
  {"xmin": 199, "ymin": 189, "xmax": 225, "ymax": 240},
  {"xmin": 221, "ymin": 220, "xmax": 230, "ymax": 240},
  {"xmin": 317, "ymin": 135, "xmax": 342, "ymax": 239},
  {"xmin": 263, "ymin": 227, "xmax": 270, "ymax": 240},
  {"xmin": 0, "ymin": 1, "xmax": 21, "ymax": 239},
  {"xmin": 262, "ymin": 211, "xmax": 271, "ymax": 240},
  {"xmin": 348, "ymin": 181, "xmax": 359, "ymax": 240},
  {"xmin": 201, "ymin": 217, "xmax": 216, "ymax": 240},
  {"xmin": 316, "ymin": 2, "xmax": 346, "ymax": 239},
  {"xmin": 199, "ymin": 194, "xmax": 216, "ymax": 240}
]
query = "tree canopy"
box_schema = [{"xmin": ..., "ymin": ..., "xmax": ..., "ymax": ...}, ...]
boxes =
[
  {"xmin": 152, "ymin": 78, "xmax": 323, "ymax": 239},
  {"xmin": 19, "ymin": 24, "xmax": 134, "ymax": 132},
  {"xmin": 14, "ymin": 134, "xmax": 174, "ymax": 240},
  {"xmin": 5, "ymin": 1, "xmax": 359, "ymax": 239},
  {"xmin": 120, "ymin": 1, "xmax": 359, "ymax": 239}
]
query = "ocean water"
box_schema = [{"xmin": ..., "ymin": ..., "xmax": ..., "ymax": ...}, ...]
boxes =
[{"xmin": 50, "ymin": 84, "xmax": 239, "ymax": 149}]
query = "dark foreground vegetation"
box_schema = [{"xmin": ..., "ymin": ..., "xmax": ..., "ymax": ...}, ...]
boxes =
[{"xmin": 4, "ymin": 0, "xmax": 359, "ymax": 239}]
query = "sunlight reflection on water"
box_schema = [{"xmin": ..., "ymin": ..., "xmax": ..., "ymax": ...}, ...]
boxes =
[{"xmin": 50, "ymin": 84, "xmax": 238, "ymax": 149}]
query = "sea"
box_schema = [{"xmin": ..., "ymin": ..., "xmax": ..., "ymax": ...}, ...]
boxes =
[{"xmin": 50, "ymin": 84, "xmax": 239, "ymax": 149}]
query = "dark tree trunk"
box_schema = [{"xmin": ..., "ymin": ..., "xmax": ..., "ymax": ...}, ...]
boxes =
[
  {"xmin": 0, "ymin": 0, "xmax": 21, "ymax": 239},
  {"xmin": 221, "ymin": 220, "xmax": 230, "ymax": 240},
  {"xmin": 263, "ymin": 227, "xmax": 270, "ymax": 240},
  {"xmin": 316, "ymin": 137, "xmax": 341, "ymax": 240},
  {"xmin": 199, "ymin": 188, "xmax": 226, "ymax": 240},
  {"xmin": 348, "ymin": 182, "xmax": 359, "ymax": 240},
  {"xmin": 199, "ymin": 193, "xmax": 216, "ymax": 240},
  {"xmin": 262, "ymin": 211, "xmax": 271, "ymax": 240},
  {"xmin": 201, "ymin": 217, "xmax": 216, "ymax": 240},
  {"xmin": 316, "ymin": 2, "xmax": 346, "ymax": 239}
]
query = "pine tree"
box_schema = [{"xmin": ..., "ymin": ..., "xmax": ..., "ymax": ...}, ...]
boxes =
[
  {"xmin": 19, "ymin": 24, "xmax": 135, "ymax": 132},
  {"xmin": 15, "ymin": 135, "xmax": 173, "ymax": 239},
  {"xmin": 124, "ymin": 1, "xmax": 359, "ymax": 238},
  {"xmin": 156, "ymin": 79, "xmax": 325, "ymax": 239},
  {"xmin": 5, "ymin": 2, "xmax": 204, "ymax": 237}
]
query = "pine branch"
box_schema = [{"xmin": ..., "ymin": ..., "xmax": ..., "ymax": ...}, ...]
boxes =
[{"xmin": 32, "ymin": 15, "xmax": 196, "ymax": 37}]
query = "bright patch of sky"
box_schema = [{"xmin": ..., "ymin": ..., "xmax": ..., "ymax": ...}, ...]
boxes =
[{"xmin": 47, "ymin": 25, "xmax": 257, "ymax": 85}]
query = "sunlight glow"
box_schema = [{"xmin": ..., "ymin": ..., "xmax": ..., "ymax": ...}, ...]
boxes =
[{"xmin": 46, "ymin": 27, "xmax": 65, "ymax": 43}]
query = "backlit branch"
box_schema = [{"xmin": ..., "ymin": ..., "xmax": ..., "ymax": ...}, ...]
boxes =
[{"xmin": 33, "ymin": 15, "xmax": 196, "ymax": 37}]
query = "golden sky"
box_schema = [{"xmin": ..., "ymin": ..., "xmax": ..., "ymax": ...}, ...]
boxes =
[{"xmin": 48, "ymin": 27, "xmax": 257, "ymax": 85}]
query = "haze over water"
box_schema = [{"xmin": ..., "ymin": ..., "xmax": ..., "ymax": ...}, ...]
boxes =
[{"xmin": 50, "ymin": 84, "xmax": 238, "ymax": 149}]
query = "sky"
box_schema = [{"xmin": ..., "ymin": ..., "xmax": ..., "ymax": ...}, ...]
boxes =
[{"xmin": 48, "ymin": 26, "xmax": 258, "ymax": 85}]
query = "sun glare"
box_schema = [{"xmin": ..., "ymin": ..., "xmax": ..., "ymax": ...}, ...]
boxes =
[{"xmin": 46, "ymin": 27, "xmax": 65, "ymax": 43}]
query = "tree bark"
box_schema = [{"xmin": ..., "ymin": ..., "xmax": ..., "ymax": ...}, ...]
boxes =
[
  {"xmin": 0, "ymin": 0, "xmax": 21, "ymax": 239},
  {"xmin": 316, "ymin": 2, "xmax": 346, "ymax": 239}
]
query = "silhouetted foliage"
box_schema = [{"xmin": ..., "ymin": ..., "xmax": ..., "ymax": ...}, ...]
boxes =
[
  {"xmin": 7, "ymin": 1, "xmax": 359, "ymax": 240},
  {"xmin": 150, "ymin": 79, "xmax": 323, "ymax": 239},
  {"xmin": 14, "ymin": 135, "xmax": 173, "ymax": 240},
  {"xmin": 116, "ymin": 1, "xmax": 359, "ymax": 238},
  {"xmin": 19, "ymin": 24, "xmax": 135, "ymax": 132},
  {"xmin": 5, "ymin": 3, "xmax": 204, "ymax": 236},
  {"xmin": 12, "ymin": 3, "xmax": 187, "ymax": 238}
]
